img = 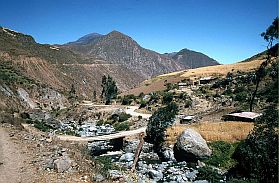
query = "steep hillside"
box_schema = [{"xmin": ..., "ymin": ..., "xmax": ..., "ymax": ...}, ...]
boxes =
[
  {"xmin": 0, "ymin": 27, "xmax": 142, "ymax": 98},
  {"xmin": 63, "ymin": 30, "xmax": 185, "ymax": 79},
  {"xmin": 171, "ymin": 48, "xmax": 220, "ymax": 69}
]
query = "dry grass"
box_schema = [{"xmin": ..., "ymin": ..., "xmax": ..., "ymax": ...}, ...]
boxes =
[
  {"xmin": 166, "ymin": 121, "xmax": 254, "ymax": 144},
  {"xmin": 124, "ymin": 59, "xmax": 264, "ymax": 96},
  {"xmin": 180, "ymin": 59, "xmax": 263, "ymax": 79}
]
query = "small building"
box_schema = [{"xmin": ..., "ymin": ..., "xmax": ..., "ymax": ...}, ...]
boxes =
[
  {"xmin": 222, "ymin": 112, "xmax": 262, "ymax": 122},
  {"xmin": 178, "ymin": 82, "xmax": 188, "ymax": 90},
  {"xmin": 199, "ymin": 76, "xmax": 216, "ymax": 85},
  {"xmin": 177, "ymin": 114, "xmax": 195, "ymax": 124}
]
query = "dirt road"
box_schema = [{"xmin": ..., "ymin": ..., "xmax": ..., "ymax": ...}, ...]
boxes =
[
  {"xmin": 81, "ymin": 101, "xmax": 152, "ymax": 119},
  {"xmin": 0, "ymin": 127, "xmax": 34, "ymax": 183}
]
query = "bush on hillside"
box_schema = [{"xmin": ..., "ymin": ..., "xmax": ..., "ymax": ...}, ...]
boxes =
[{"xmin": 232, "ymin": 106, "xmax": 278, "ymax": 182}]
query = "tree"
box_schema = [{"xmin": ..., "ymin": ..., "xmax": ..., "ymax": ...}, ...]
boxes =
[
  {"xmin": 92, "ymin": 90, "xmax": 97, "ymax": 101},
  {"xmin": 101, "ymin": 75, "xmax": 118, "ymax": 104},
  {"xmin": 145, "ymin": 102, "xmax": 179, "ymax": 158},
  {"xmin": 249, "ymin": 17, "xmax": 278, "ymax": 111},
  {"xmin": 232, "ymin": 106, "xmax": 278, "ymax": 182}
]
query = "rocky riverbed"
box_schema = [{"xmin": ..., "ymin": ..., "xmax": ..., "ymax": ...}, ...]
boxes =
[{"xmin": 89, "ymin": 139, "xmax": 224, "ymax": 182}]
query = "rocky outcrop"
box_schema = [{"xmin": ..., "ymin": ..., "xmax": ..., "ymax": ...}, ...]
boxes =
[{"xmin": 174, "ymin": 129, "xmax": 212, "ymax": 162}]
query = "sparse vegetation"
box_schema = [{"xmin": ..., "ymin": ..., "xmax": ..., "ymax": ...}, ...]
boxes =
[{"xmin": 0, "ymin": 62, "xmax": 33, "ymax": 86}]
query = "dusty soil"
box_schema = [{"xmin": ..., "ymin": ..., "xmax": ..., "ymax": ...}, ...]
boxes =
[
  {"xmin": 0, "ymin": 123, "xmax": 96, "ymax": 183},
  {"xmin": 0, "ymin": 126, "xmax": 37, "ymax": 183}
]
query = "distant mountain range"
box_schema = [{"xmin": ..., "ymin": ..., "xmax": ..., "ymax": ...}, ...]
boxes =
[{"xmin": 0, "ymin": 27, "xmax": 219, "ymax": 98}]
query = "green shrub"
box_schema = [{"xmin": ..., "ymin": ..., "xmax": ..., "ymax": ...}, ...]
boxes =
[
  {"xmin": 94, "ymin": 156, "xmax": 121, "ymax": 176},
  {"xmin": 184, "ymin": 100, "xmax": 192, "ymax": 108},
  {"xmin": 121, "ymin": 95, "xmax": 136, "ymax": 105},
  {"xmin": 234, "ymin": 92, "xmax": 247, "ymax": 101},
  {"xmin": 33, "ymin": 120, "xmax": 53, "ymax": 132},
  {"xmin": 138, "ymin": 92, "xmax": 145, "ymax": 98},
  {"xmin": 178, "ymin": 92, "xmax": 188, "ymax": 100},
  {"xmin": 139, "ymin": 100, "xmax": 147, "ymax": 108},
  {"xmin": 205, "ymin": 141, "xmax": 237, "ymax": 169},
  {"xmin": 96, "ymin": 119, "xmax": 104, "ymax": 126},
  {"xmin": 118, "ymin": 112, "xmax": 132, "ymax": 122},
  {"xmin": 162, "ymin": 92, "xmax": 173, "ymax": 104},
  {"xmin": 197, "ymin": 166, "xmax": 223, "ymax": 183},
  {"xmin": 113, "ymin": 122, "xmax": 129, "ymax": 131},
  {"xmin": 232, "ymin": 106, "xmax": 278, "ymax": 182},
  {"xmin": 145, "ymin": 102, "xmax": 178, "ymax": 158}
]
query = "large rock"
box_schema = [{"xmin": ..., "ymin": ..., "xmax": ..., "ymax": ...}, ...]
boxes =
[
  {"xmin": 119, "ymin": 152, "xmax": 134, "ymax": 162},
  {"xmin": 174, "ymin": 129, "xmax": 211, "ymax": 162},
  {"xmin": 53, "ymin": 156, "xmax": 72, "ymax": 173}
]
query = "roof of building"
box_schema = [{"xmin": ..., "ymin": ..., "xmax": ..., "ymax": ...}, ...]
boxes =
[
  {"xmin": 224, "ymin": 112, "xmax": 262, "ymax": 120},
  {"xmin": 178, "ymin": 82, "xmax": 188, "ymax": 86},
  {"xmin": 199, "ymin": 76, "xmax": 215, "ymax": 81}
]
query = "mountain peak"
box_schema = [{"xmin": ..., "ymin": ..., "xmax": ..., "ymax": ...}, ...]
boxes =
[
  {"xmin": 107, "ymin": 30, "xmax": 128, "ymax": 38},
  {"xmin": 66, "ymin": 32, "xmax": 103, "ymax": 45}
]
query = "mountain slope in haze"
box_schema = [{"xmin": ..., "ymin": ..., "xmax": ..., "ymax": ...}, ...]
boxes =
[
  {"xmin": 0, "ymin": 27, "xmax": 141, "ymax": 98},
  {"xmin": 63, "ymin": 30, "xmax": 185, "ymax": 79},
  {"xmin": 170, "ymin": 48, "xmax": 220, "ymax": 69}
]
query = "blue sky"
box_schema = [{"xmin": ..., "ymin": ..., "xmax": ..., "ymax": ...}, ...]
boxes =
[{"xmin": 0, "ymin": 0, "xmax": 277, "ymax": 64}]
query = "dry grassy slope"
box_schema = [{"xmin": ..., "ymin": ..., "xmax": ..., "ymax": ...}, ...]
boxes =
[{"xmin": 124, "ymin": 59, "xmax": 264, "ymax": 95}]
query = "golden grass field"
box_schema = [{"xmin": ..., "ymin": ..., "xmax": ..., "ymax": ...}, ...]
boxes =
[
  {"xmin": 165, "ymin": 121, "xmax": 254, "ymax": 144},
  {"xmin": 124, "ymin": 59, "xmax": 264, "ymax": 95},
  {"xmin": 163, "ymin": 59, "xmax": 264, "ymax": 79}
]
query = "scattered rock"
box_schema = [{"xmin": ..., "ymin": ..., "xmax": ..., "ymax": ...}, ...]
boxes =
[
  {"xmin": 174, "ymin": 128, "xmax": 212, "ymax": 162},
  {"xmin": 148, "ymin": 169, "xmax": 163, "ymax": 180},
  {"xmin": 193, "ymin": 180, "xmax": 209, "ymax": 183},
  {"xmin": 93, "ymin": 174, "xmax": 105, "ymax": 182},
  {"xmin": 119, "ymin": 152, "xmax": 134, "ymax": 162},
  {"xmin": 45, "ymin": 158, "xmax": 54, "ymax": 169},
  {"xmin": 162, "ymin": 148, "xmax": 176, "ymax": 162},
  {"xmin": 108, "ymin": 170, "xmax": 124, "ymax": 180}
]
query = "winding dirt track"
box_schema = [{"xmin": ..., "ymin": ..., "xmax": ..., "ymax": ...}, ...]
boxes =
[{"xmin": 0, "ymin": 127, "xmax": 34, "ymax": 183}]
